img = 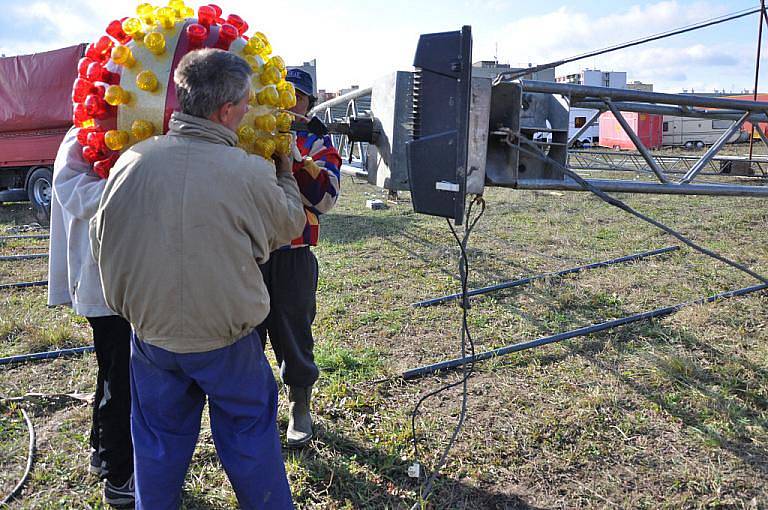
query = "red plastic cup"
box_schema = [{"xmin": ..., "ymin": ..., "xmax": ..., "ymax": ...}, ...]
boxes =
[
  {"xmin": 214, "ymin": 23, "xmax": 238, "ymax": 50},
  {"xmin": 226, "ymin": 14, "xmax": 247, "ymax": 35},
  {"xmin": 187, "ymin": 23, "xmax": 208, "ymax": 49},
  {"xmin": 106, "ymin": 19, "xmax": 131, "ymax": 44}
]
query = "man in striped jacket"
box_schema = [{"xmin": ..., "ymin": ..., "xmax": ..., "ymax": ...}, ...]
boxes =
[{"xmin": 257, "ymin": 68, "xmax": 341, "ymax": 447}]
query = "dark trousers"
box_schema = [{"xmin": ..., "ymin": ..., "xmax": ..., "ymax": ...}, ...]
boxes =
[
  {"xmin": 257, "ymin": 247, "xmax": 320, "ymax": 388},
  {"xmin": 87, "ymin": 315, "xmax": 134, "ymax": 484},
  {"xmin": 130, "ymin": 330, "xmax": 293, "ymax": 510}
]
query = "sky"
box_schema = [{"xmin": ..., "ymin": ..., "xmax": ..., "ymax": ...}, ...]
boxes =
[{"xmin": 0, "ymin": 0, "xmax": 764, "ymax": 93}]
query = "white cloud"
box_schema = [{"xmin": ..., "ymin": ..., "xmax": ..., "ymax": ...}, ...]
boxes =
[{"xmin": 485, "ymin": 1, "xmax": 756, "ymax": 92}]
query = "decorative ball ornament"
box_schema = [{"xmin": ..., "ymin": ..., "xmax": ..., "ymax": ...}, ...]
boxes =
[{"xmin": 72, "ymin": 1, "xmax": 297, "ymax": 179}]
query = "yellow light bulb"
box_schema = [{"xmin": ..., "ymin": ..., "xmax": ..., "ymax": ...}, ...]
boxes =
[
  {"xmin": 269, "ymin": 56, "xmax": 286, "ymax": 78},
  {"xmin": 104, "ymin": 85, "xmax": 132, "ymax": 106},
  {"xmin": 276, "ymin": 112, "xmax": 294, "ymax": 133},
  {"xmin": 277, "ymin": 82, "xmax": 297, "ymax": 109},
  {"xmin": 254, "ymin": 114, "xmax": 277, "ymax": 133},
  {"xmin": 111, "ymin": 45, "xmax": 136, "ymax": 68},
  {"xmin": 248, "ymin": 88, "xmax": 258, "ymax": 107},
  {"xmin": 275, "ymin": 133, "xmax": 292, "ymax": 156},
  {"xmin": 260, "ymin": 65, "xmax": 281, "ymax": 86},
  {"xmin": 237, "ymin": 125, "xmax": 256, "ymax": 144},
  {"xmin": 144, "ymin": 32, "xmax": 166, "ymax": 55},
  {"xmin": 131, "ymin": 120, "xmax": 155, "ymax": 141},
  {"xmin": 136, "ymin": 70, "xmax": 159, "ymax": 92},
  {"xmin": 244, "ymin": 55, "xmax": 263, "ymax": 72},
  {"xmin": 122, "ymin": 18, "xmax": 145, "ymax": 41},
  {"xmin": 253, "ymin": 32, "xmax": 272, "ymax": 57},
  {"xmin": 253, "ymin": 138, "xmax": 276, "ymax": 159},
  {"xmin": 104, "ymin": 130, "xmax": 130, "ymax": 151},
  {"xmin": 137, "ymin": 3, "xmax": 156, "ymax": 25},
  {"xmin": 242, "ymin": 36, "xmax": 265, "ymax": 56},
  {"xmin": 155, "ymin": 7, "xmax": 176, "ymax": 29},
  {"xmin": 257, "ymin": 86, "xmax": 280, "ymax": 107},
  {"xmin": 180, "ymin": 6, "xmax": 194, "ymax": 18}
]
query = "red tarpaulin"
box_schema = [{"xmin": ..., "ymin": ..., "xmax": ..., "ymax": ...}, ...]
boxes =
[{"xmin": 0, "ymin": 44, "xmax": 84, "ymax": 133}]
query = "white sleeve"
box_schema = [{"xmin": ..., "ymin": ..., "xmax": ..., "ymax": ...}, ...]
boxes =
[{"xmin": 53, "ymin": 127, "xmax": 107, "ymax": 221}]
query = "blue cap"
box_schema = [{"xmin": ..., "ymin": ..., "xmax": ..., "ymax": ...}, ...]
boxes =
[{"xmin": 286, "ymin": 68, "xmax": 315, "ymax": 98}]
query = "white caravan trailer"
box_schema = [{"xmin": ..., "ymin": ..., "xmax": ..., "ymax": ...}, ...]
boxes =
[
  {"xmin": 569, "ymin": 107, "xmax": 600, "ymax": 147},
  {"xmin": 662, "ymin": 116, "xmax": 748, "ymax": 148}
]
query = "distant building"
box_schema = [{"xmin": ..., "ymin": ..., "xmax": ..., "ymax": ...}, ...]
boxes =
[
  {"xmin": 627, "ymin": 80, "xmax": 653, "ymax": 92},
  {"xmin": 317, "ymin": 89, "xmax": 337, "ymax": 103},
  {"xmin": 287, "ymin": 59, "xmax": 317, "ymax": 95},
  {"xmin": 471, "ymin": 60, "xmax": 555, "ymax": 82},
  {"xmin": 556, "ymin": 69, "xmax": 627, "ymax": 89}
]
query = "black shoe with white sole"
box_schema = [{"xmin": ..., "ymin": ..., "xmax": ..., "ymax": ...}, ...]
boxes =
[{"xmin": 103, "ymin": 474, "xmax": 135, "ymax": 508}]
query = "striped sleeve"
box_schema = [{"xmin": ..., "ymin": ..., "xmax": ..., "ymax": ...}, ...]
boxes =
[{"xmin": 293, "ymin": 132, "xmax": 342, "ymax": 215}]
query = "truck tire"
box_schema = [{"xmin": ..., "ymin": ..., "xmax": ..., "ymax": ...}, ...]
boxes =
[{"xmin": 26, "ymin": 167, "xmax": 53, "ymax": 220}]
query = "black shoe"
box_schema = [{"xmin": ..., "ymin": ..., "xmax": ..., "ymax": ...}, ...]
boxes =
[
  {"xmin": 89, "ymin": 449, "xmax": 105, "ymax": 477},
  {"xmin": 104, "ymin": 474, "xmax": 135, "ymax": 508}
]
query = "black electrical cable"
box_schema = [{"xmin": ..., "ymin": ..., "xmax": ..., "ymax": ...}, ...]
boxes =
[
  {"xmin": 409, "ymin": 197, "xmax": 485, "ymax": 509},
  {"xmin": 516, "ymin": 138, "xmax": 768, "ymax": 285},
  {"xmin": 494, "ymin": 5, "xmax": 763, "ymax": 84}
]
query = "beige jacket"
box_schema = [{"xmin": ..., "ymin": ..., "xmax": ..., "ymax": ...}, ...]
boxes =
[{"xmin": 90, "ymin": 112, "xmax": 306, "ymax": 353}]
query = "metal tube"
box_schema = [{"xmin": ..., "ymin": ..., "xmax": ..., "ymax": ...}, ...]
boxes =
[
  {"xmin": 0, "ymin": 281, "xmax": 48, "ymax": 290},
  {"xmin": 0, "ymin": 235, "xmax": 49, "ymax": 241},
  {"xmin": 0, "ymin": 254, "xmax": 48, "ymax": 262},
  {"xmin": 309, "ymin": 87, "xmax": 373, "ymax": 115},
  {"xmin": 680, "ymin": 111, "xmax": 750, "ymax": 184},
  {"xmin": 571, "ymin": 148, "xmax": 768, "ymax": 164},
  {"xmin": 568, "ymin": 109, "xmax": 603, "ymax": 147},
  {"xmin": 0, "ymin": 346, "xmax": 94, "ymax": 366},
  {"xmin": 518, "ymin": 80, "xmax": 768, "ymax": 111},
  {"xmin": 753, "ymin": 121, "xmax": 768, "ymax": 153},
  {"xmin": 402, "ymin": 283, "xmax": 768, "ymax": 379},
  {"xmin": 512, "ymin": 178, "xmax": 768, "ymax": 196},
  {"xmin": 749, "ymin": 0, "xmax": 766, "ymax": 161},
  {"xmin": 412, "ymin": 246, "xmax": 679, "ymax": 308},
  {"xmin": 572, "ymin": 101, "xmax": 768, "ymax": 122},
  {"xmin": 604, "ymin": 101, "xmax": 669, "ymax": 183}
]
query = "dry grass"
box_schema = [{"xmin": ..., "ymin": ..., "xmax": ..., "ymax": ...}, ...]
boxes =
[{"xmin": 0, "ymin": 162, "xmax": 766, "ymax": 509}]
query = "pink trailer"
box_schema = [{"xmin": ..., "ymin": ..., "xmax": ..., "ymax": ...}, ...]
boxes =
[{"xmin": 598, "ymin": 111, "xmax": 663, "ymax": 150}]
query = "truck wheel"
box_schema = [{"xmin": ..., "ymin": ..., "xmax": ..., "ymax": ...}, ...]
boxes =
[
  {"xmin": 695, "ymin": 141, "xmax": 705, "ymax": 149},
  {"xmin": 26, "ymin": 167, "xmax": 53, "ymax": 218},
  {"xmin": 684, "ymin": 141, "xmax": 694, "ymax": 150}
]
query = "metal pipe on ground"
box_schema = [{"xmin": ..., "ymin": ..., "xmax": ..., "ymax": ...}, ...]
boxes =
[
  {"xmin": 0, "ymin": 254, "xmax": 48, "ymax": 262},
  {"xmin": 403, "ymin": 283, "xmax": 768, "ymax": 380},
  {"xmin": 0, "ymin": 235, "xmax": 49, "ymax": 241},
  {"xmin": 0, "ymin": 281, "xmax": 48, "ymax": 290},
  {"xmin": 0, "ymin": 346, "xmax": 94, "ymax": 366},
  {"xmin": 412, "ymin": 246, "xmax": 680, "ymax": 308},
  {"xmin": 513, "ymin": 178, "xmax": 768, "ymax": 197}
]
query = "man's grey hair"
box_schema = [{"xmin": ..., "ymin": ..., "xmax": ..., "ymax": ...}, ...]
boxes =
[{"xmin": 174, "ymin": 48, "xmax": 252, "ymax": 119}]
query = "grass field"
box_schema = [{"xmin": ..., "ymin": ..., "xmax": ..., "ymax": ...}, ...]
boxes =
[{"xmin": 0, "ymin": 167, "xmax": 766, "ymax": 509}]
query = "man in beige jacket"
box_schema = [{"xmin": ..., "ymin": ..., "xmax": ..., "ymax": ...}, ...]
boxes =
[{"xmin": 90, "ymin": 48, "xmax": 305, "ymax": 510}]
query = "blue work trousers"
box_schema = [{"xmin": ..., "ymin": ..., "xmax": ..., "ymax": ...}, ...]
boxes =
[{"xmin": 130, "ymin": 329, "xmax": 294, "ymax": 510}]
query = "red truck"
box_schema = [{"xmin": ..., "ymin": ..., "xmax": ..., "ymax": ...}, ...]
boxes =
[{"xmin": 0, "ymin": 44, "xmax": 84, "ymax": 213}]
